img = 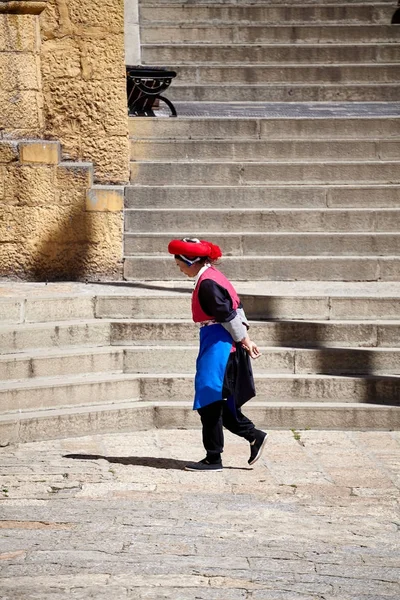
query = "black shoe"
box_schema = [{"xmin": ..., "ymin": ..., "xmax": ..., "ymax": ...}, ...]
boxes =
[
  {"xmin": 185, "ymin": 458, "xmax": 223, "ymax": 472},
  {"xmin": 248, "ymin": 431, "xmax": 268, "ymax": 466}
]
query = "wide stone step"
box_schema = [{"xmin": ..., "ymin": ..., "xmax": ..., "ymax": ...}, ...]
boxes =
[
  {"xmin": 0, "ymin": 320, "xmax": 111, "ymax": 355},
  {"xmin": 139, "ymin": 5, "xmax": 395, "ymax": 25},
  {"xmin": 125, "ymin": 185, "xmax": 400, "ymax": 209},
  {"xmin": 124, "ymin": 208, "xmax": 400, "ymax": 233},
  {"xmin": 2, "ymin": 371, "xmax": 397, "ymax": 413},
  {"xmin": 124, "ymin": 232, "xmax": 400, "ymax": 257},
  {"xmin": 3, "ymin": 400, "xmax": 399, "ymax": 444},
  {"xmin": 152, "ymin": 401, "xmax": 400, "ymax": 431},
  {"xmin": 124, "ymin": 256, "xmax": 400, "ymax": 281},
  {"xmin": 168, "ymin": 83, "xmax": 400, "ymax": 102},
  {"xmin": 97, "ymin": 291, "xmax": 400, "ymax": 321},
  {"xmin": 140, "ymin": 24, "xmax": 400, "ymax": 45},
  {"xmin": 129, "ymin": 117, "xmax": 400, "ymax": 141},
  {"xmin": 172, "ymin": 64, "xmax": 400, "ymax": 84},
  {"xmin": 0, "ymin": 295, "xmax": 96, "ymax": 325},
  {"xmin": 0, "ymin": 347, "xmax": 125, "ymax": 381},
  {"xmin": 0, "ymin": 373, "xmax": 140, "ymax": 412},
  {"xmin": 130, "ymin": 139, "xmax": 400, "ymax": 162},
  {"xmin": 129, "ymin": 160, "xmax": 400, "ymax": 185},
  {"xmin": 135, "ymin": 373, "xmax": 400, "ymax": 404},
  {"xmin": 110, "ymin": 319, "xmax": 400, "ymax": 348},
  {"xmin": 139, "ymin": 0, "xmax": 398, "ymax": 5},
  {"xmin": 124, "ymin": 346, "xmax": 400, "ymax": 375},
  {"xmin": 142, "ymin": 43, "xmax": 400, "ymax": 65}
]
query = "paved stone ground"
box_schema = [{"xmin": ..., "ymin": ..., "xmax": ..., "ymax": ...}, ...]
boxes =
[{"xmin": 0, "ymin": 429, "xmax": 399, "ymax": 599}]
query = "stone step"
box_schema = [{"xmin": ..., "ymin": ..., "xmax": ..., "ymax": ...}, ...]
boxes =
[
  {"xmin": 0, "ymin": 373, "xmax": 141, "ymax": 412},
  {"xmin": 124, "ymin": 345, "xmax": 400, "ymax": 375},
  {"xmin": 0, "ymin": 347, "xmax": 125, "ymax": 381},
  {"xmin": 0, "ymin": 295, "xmax": 96, "ymax": 324},
  {"xmin": 1, "ymin": 371, "xmax": 398, "ymax": 413},
  {"xmin": 124, "ymin": 208, "xmax": 400, "ymax": 233},
  {"xmin": 128, "ymin": 117, "xmax": 400, "ymax": 141},
  {"xmin": 3, "ymin": 286, "xmax": 400, "ymax": 325},
  {"xmin": 146, "ymin": 253, "xmax": 400, "ymax": 279},
  {"xmin": 139, "ymin": 5, "xmax": 396, "ymax": 25},
  {"xmin": 139, "ymin": 1, "xmax": 399, "ymax": 5},
  {"xmin": 125, "ymin": 185, "xmax": 400, "ymax": 209},
  {"xmin": 0, "ymin": 320, "xmax": 111, "ymax": 355},
  {"xmin": 3, "ymin": 400, "xmax": 399, "ymax": 444},
  {"xmin": 124, "ymin": 255, "xmax": 400, "ymax": 281},
  {"xmin": 168, "ymin": 83, "xmax": 400, "ymax": 102},
  {"xmin": 130, "ymin": 139, "xmax": 400, "ymax": 162},
  {"xmin": 97, "ymin": 292, "xmax": 400, "ymax": 321},
  {"xmin": 129, "ymin": 160, "xmax": 400, "ymax": 185},
  {"xmin": 3, "ymin": 344, "xmax": 399, "ymax": 381},
  {"xmin": 152, "ymin": 401, "xmax": 400, "ymax": 431},
  {"xmin": 140, "ymin": 24, "xmax": 400, "ymax": 45},
  {"xmin": 110, "ymin": 318, "xmax": 400, "ymax": 348},
  {"xmin": 171, "ymin": 64, "xmax": 400, "ymax": 85},
  {"xmin": 135, "ymin": 373, "xmax": 400, "ymax": 404},
  {"xmin": 124, "ymin": 232, "xmax": 400, "ymax": 257},
  {"xmin": 142, "ymin": 43, "xmax": 400, "ymax": 65}
]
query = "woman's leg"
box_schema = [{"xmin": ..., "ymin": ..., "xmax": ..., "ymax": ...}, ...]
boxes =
[
  {"xmin": 221, "ymin": 398, "xmax": 256, "ymax": 442},
  {"xmin": 222, "ymin": 399, "xmax": 268, "ymax": 465},
  {"xmin": 197, "ymin": 400, "xmax": 224, "ymax": 463}
]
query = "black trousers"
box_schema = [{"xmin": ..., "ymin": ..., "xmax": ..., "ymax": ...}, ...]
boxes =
[{"xmin": 197, "ymin": 399, "xmax": 256, "ymax": 462}]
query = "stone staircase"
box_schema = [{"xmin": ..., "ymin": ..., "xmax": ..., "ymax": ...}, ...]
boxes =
[
  {"xmin": 1, "ymin": 282, "xmax": 400, "ymax": 444},
  {"xmin": 139, "ymin": 0, "xmax": 400, "ymax": 102},
  {"xmin": 126, "ymin": 112, "xmax": 400, "ymax": 281},
  {"xmin": 1, "ymin": 0, "xmax": 400, "ymax": 443}
]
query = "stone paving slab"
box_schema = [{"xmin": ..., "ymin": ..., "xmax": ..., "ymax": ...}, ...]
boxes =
[{"xmin": 0, "ymin": 429, "xmax": 399, "ymax": 599}]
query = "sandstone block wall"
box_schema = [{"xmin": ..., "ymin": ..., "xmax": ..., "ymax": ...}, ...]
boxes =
[
  {"xmin": 0, "ymin": 10, "xmax": 44, "ymax": 137},
  {"xmin": 39, "ymin": 0, "xmax": 129, "ymax": 184},
  {"xmin": 0, "ymin": 140, "xmax": 124, "ymax": 280},
  {"xmin": 0, "ymin": 0, "xmax": 129, "ymax": 281}
]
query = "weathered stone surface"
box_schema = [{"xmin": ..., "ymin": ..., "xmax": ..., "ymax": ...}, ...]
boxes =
[
  {"xmin": 0, "ymin": 429, "xmax": 398, "ymax": 597},
  {"xmin": 79, "ymin": 35, "xmax": 125, "ymax": 81},
  {"xmin": 39, "ymin": 0, "xmax": 128, "ymax": 184},
  {"xmin": 3, "ymin": 164, "xmax": 56, "ymax": 206},
  {"xmin": 0, "ymin": 90, "xmax": 43, "ymax": 132},
  {"xmin": 0, "ymin": 52, "xmax": 39, "ymax": 90},
  {"xmin": 0, "ymin": 14, "xmax": 37, "ymax": 52},
  {"xmin": 40, "ymin": 38, "xmax": 81, "ymax": 80}
]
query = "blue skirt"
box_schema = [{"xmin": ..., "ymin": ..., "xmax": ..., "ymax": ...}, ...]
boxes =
[{"xmin": 193, "ymin": 324, "xmax": 233, "ymax": 410}]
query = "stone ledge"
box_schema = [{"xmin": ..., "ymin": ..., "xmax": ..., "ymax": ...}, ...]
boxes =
[
  {"xmin": 86, "ymin": 186, "xmax": 125, "ymax": 212},
  {"xmin": 19, "ymin": 140, "xmax": 60, "ymax": 165},
  {"xmin": 0, "ymin": 0, "xmax": 47, "ymax": 15}
]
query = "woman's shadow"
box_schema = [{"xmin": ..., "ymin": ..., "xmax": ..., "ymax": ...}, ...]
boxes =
[
  {"xmin": 64, "ymin": 454, "xmax": 250, "ymax": 470},
  {"xmin": 64, "ymin": 454, "xmax": 188, "ymax": 470}
]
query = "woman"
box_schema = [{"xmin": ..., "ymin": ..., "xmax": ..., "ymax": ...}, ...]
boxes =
[{"xmin": 168, "ymin": 237, "xmax": 268, "ymax": 472}]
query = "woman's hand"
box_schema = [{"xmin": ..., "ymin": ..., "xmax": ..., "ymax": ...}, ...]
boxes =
[{"xmin": 241, "ymin": 336, "xmax": 262, "ymax": 359}]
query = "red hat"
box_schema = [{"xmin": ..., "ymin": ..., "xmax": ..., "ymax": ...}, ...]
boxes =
[{"xmin": 168, "ymin": 238, "xmax": 222, "ymax": 262}]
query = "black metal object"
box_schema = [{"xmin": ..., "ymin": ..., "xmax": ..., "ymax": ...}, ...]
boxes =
[{"xmin": 126, "ymin": 66, "xmax": 177, "ymax": 117}]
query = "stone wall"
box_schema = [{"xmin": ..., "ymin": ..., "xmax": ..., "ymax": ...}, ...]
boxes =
[
  {"xmin": 0, "ymin": 0, "xmax": 129, "ymax": 281},
  {"xmin": 0, "ymin": 140, "xmax": 124, "ymax": 280},
  {"xmin": 0, "ymin": 8, "xmax": 44, "ymax": 137},
  {"xmin": 39, "ymin": 0, "xmax": 129, "ymax": 184}
]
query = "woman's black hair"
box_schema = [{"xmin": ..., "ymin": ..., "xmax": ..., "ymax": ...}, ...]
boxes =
[{"xmin": 174, "ymin": 254, "xmax": 208, "ymax": 265}]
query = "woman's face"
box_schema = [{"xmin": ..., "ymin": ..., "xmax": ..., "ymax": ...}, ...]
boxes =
[{"xmin": 174, "ymin": 258, "xmax": 200, "ymax": 277}]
